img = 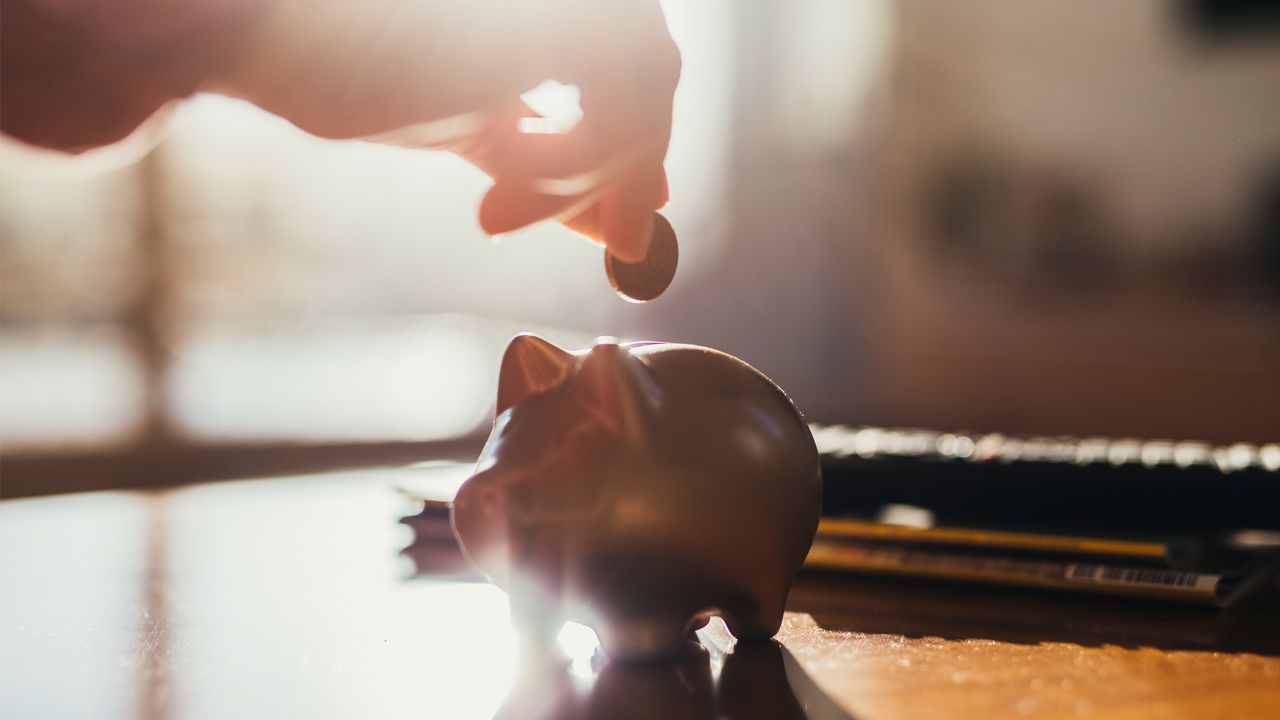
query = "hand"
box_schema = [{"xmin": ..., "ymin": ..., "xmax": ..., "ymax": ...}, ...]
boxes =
[{"xmin": 209, "ymin": 0, "xmax": 680, "ymax": 261}]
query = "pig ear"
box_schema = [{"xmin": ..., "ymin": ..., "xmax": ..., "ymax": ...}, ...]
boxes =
[
  {"xmin": 496, "ymin": 334, "xmax": 576, "ymax": 415},
  {"xmin": 568, "ymin": 342, "xmax": 659, "ymax": 440}
]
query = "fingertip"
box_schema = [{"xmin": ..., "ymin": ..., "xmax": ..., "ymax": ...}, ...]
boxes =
[
  {"xmin": 479, "ymin": 183, "xmax": 579, "ymax": 236},
  {"xmin": 599, "ymin": 164, "xmax": 663, "ymax": 262},
  {"xmin": 604, "ymin": 211, "xmax": 654, "ymax": 263},
  {"xmin": 477, "ymin": 186, "xmax": 514, "ymax": 235},
  {"xmin": 562, "ymin": 206, "xmax": 604, "ymax": 245}
]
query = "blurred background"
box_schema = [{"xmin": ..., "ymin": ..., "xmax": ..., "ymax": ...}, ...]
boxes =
[{"xmin": 3, "ymin": 0, "xmax": 1279, "ymax": 496}]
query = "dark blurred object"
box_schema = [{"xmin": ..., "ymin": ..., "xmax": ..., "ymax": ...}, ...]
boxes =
[
  {"xmin": 814, "ymin": 425, "xmax": 1280, "ymax": 535},
  {"xmin": 398, "ymin": 494, "xmax": 480, "ymax": 580},
  {"xmin": 1181, "ymin": 0, "xmax": 1280, "ymax": 38},
  {"xmin": 926, "ymin": 152, "xmax": 1119, "ymax": 293},
  {"xmin": 865, "ymin": 0, "xmax": 1280, "ymax": 445},
  {"xmin": 815, "ymin": 425, "xmax": 1280, "ymax": 608},
  {"xmin": 0, "ymin": 436, "xmax": 482, "ymax": 500},
  {"xmin": 1252, "ymin": 162, "xmax": 1280, "ymax": 294}
]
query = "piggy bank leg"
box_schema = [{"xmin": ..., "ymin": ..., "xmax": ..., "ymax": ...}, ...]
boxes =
[
  {"xmin": 595, "ymin": 613, "xmax": 699, "ymax": 661},
  {"xmin": 721, "ymin": 593, "xmax": 786, "ymax": 643},
  {"xmin": 505, "ymin": 524, "xmax": 569, "ymax": 652},
  {"xmin": 508, "ymin": 583, "xmax": 565, "ymax": 653}
]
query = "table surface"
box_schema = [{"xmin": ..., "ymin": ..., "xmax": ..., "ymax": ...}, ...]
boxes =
[{"xmin": 2, "ymin": 465, "xmax": 1278, "ymax": 720}]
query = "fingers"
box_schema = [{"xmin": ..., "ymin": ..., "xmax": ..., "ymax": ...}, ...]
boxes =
[
  {"xmin": 478, "ymin": 156, "xmax": 667, "ymax": 262},
  {"xmin": 478, "ymin": 181, "xmax": 592, "ymax": 236},
  {"xmin": 598, "ymin": 161, "xmax": 665, "ymax": 261},
  {"xmin": 481, "ymin": 127, "xmax": 621, "ymax": 189},
  {"xmin": 474, "ymin": 103, "xmax": 668, "ymax": 248},
  {"xmin": 562, "ymin": 205, "xmax": 602, "ymax": 243}
]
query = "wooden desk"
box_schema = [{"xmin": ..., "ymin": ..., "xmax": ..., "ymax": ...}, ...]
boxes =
[{"xmin": 2, "ymin": 467, "xmax": 1277, "ymax": 719}]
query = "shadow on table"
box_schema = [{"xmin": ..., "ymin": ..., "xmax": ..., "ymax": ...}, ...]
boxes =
[
  {"xmin": 493, "ymin": 635, "xmax": 855, "ymax": 720},
  {"xmin": 788, "ymin": 573, "xmax": 1280, "ymax": 656}
]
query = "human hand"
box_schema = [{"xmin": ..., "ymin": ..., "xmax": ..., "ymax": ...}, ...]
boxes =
[{"xmin": 209, "ymin": 0, "xmax": 680, "ymax": 261}]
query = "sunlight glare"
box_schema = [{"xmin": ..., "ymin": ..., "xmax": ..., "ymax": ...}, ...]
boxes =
[
  {"xmin": 520, "ymin": 81, "xmax": 583, "ymax": 134},
  {"xmin": 557, "ymin": 621, "xmax": 602, "ymax": 677}
]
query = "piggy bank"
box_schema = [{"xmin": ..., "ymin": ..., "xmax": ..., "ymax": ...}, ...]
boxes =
[{"xmin": 451, "ymin": 334, "xmax": 821, "ymax": 660}]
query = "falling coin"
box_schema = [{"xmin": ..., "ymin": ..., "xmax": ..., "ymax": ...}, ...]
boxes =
[{"xmin": 605, "ymin": 213, "xmax": 679, "ymax": 303}]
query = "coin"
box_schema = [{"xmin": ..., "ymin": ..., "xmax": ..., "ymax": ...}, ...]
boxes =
[{"xmin": 605, "ymin": 213, "xmax": 679, "ymax": 303}]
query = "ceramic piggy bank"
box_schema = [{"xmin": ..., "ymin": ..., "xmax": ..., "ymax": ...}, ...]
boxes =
[{"xmin": 451, "ymin": 334, "xmax": 821, "ymax": 660}]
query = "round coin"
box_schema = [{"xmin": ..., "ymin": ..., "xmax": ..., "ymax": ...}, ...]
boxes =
[{"xmin": 605, "ymin": 213, "xmax": 679, "ymax": 303}]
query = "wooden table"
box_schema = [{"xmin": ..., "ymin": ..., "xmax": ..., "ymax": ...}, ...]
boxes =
[{"xmin": 2, "ymin": 466, "xmax": 1277, "ymax": 719}]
